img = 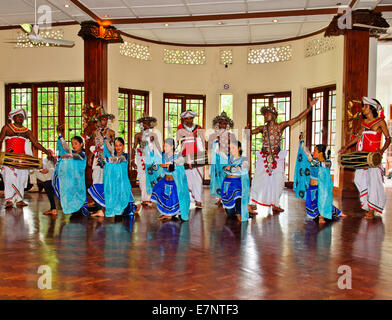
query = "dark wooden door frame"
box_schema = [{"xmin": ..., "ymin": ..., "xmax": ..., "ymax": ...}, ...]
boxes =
[
  {"xmin": 247, "ymin": 91, "xmax": 292, "ymax": 182},
  {"xmin": 306, "ymin": 84, "xmax": 337, "ymax": 148},
  {"xmin": 162, "ymin": 92, "xmax": 206, "ymax": 141},
  {"xmin": 5, "ymin": 82, "xmax": 84, "ymax": 156}
]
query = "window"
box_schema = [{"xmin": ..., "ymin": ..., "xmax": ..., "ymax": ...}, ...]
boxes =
[
  {"xmin": 64, "ymin": 86, "xmax": 84, "ymax": 143},
  {"xmin": 220, "ymin": 94, "xmax": 233, "ymax": 119},
  {"xmin": 118, "ymin": 88, "xmax": 149, "ymax": 152},
  {"xmin": 5, "ymin": 82, "xmax": 84, "ymax": 156},
  {"xmin": 9, "ymin": 87, "xmax": 32, "ymax": 130},
  {"xmin": 163, "ymin": 93, "xmax": 206, "ymax": 140},
  {"xmin": 247, "ymin": 92, "xmax": 291, "ymax": 178},
  {"xmin": 306, "ymin": 85, "xmax": 337, "ymax": 173},
  {"xmin": 37, "ymin": 86, "xmax": 59, "ymax": 154}
]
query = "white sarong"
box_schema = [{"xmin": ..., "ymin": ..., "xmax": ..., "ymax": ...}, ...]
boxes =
[
  {"xmin": 250, "ymin": 150, "xmax": 287, "ymax": 209},
  {"xmin": 354, "ymin": 167, "xmax": 385, "ymax": 214},
  {"xmin": 135, "ymin": 148, "xmax": 151, "ymax": 203},
  {"xmin": 2, "ymin": 136, "xmax": 32, "ymax": 203},
  {"xmin": 186, "ymin": 167, "xmax": 204, "ymax": 204},
  {"xmin": 2, "ymin": 166, "xmax": 29, "ymax": 203}
]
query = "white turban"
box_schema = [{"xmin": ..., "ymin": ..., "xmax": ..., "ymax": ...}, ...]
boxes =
[
  {"xmin": 8, "ymin": 108, "xmax": 27, "ymax": 121},
  {"xmin": 362, "ymin": 97, "xmax": 382, "ymax": 111},
  {"xmin": 180, "ymin": 110, "xmax": 197, "ymax": 119}
]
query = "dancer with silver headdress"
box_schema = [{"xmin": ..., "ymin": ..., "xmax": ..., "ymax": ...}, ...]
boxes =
[
  {"xmin": 209, "ymin": 111, "xmax": 236, "ymax": 205},
  {"xmin": 132, "ymin": 113, "xmax": 161, "ymax": 207}
]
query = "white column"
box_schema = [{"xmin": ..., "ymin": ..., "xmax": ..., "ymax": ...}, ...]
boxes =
[{"xmin": 368, "ymin": 37, "xmax": 378, "ymax": 97}]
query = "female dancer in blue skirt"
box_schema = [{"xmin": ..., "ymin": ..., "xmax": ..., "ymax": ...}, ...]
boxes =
[
  {"xmin": 220, "ymin": 140, "xmax": 250, "ymax": 222},
  {"xmin": 294, "ymin": 135, "xmax": 344, "ymax": 224},
  {"xmin": 150, "ymin": 138, "xmax": 190, "ymax": 221},
  {"xmin": 53, "ymin": 124, "xmax": 89, "ymax": 216},
  {"xmin": 89, "ymin": 137, "xmax": 141, "ymax": 218}
]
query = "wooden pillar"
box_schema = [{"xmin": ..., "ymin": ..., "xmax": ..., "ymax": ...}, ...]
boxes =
[
  {"xmin": 340, "ymin": 29, "xmax": 370, "ymax": 198},
  {"xmin": 83, "ymin": 38, "xmax": 108, "ymax": 109},
  {"xmin": 77, "ymin": 21, "xmax": 123, "ymax": 187}
]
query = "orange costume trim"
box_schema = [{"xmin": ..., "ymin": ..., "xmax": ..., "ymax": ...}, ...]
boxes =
[{"xmin": 8, "ymin": 122, "xmax": 29, "ymax": 133}]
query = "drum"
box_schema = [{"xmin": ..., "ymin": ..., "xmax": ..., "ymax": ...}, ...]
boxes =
[
  {"xmin": 183, "ymin": 151, "xmax": 209, "ymax": 169},
  {"xmin": 0, "ymin": 152, "xmax": 42, "ymax": 170},
  {"xmin": 338, "ymin": 151, "xmax": 382, "ymax": 169}
]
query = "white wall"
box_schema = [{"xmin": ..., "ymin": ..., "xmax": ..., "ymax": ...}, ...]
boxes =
[
  {"xmin": 0, "ymin": 25, "xmax": 84, "ymax": 126},
  {"xmin": 376, "ymin": 42, "xmax": 392, "ymax": 120}
]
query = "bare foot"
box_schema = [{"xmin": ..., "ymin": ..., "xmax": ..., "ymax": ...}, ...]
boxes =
[
  {"xmin": 158, "ymin": 215, "xmax": 172, "ymax": 221},
  {"xmin": 4, "ymin": 201, "xmax": 13, "ymax": 209},
  {"xmin": 248, "ymin": 205, "xmax": 258, "ymax": 215},
  {"xmin": 16, "ymin": 201, "xmax": 28, "ymax": 207},
  {"xmin": 236, "ymin": 214, "xmax": 242, "ymax": 222},
  {"xmin": 364, "ymin": 210, "xmax": 375, "ymax": 220},
  {"xmin": 134, "ymin": 203, "xmax": 142, "ymax": 214},
  {"xmin": 91, "ymin": 209, "xmax": 105, "ymax": 217},
  {"xmin": 43, "ymin": 209, "xmax": 57, "ymax": 215},
  {"xmin": 195, "ymin": 201, "xmax": 203, "ymax": 208},
  {"xmin": 339, "ymin": 212, "xmax": 347, "ymax": 218},
  {"xmin": 319, "ymin": 216, "xmax": 326, "ymax": 224}
]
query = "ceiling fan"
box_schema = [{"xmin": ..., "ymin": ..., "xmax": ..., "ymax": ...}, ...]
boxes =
[{"xmin": 5, "ymin": 0, "xmax": 74, "ymax": 47}]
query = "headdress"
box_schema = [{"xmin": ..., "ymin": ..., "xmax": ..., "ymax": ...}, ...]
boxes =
[
  {"xmin": 362, "ymin": 97, "xmax": 382, "ymax": 112},
  {"xmin": 212, "ymin": 111, "xmax": 234, "ymax": 128},
  {"xmin": 8, "ymin": 108, "xmax": 27, "ymax": 121},
  {"xmin": 136, "ymin": 112, "xmax": 157, "ymax": 126},
  {"xmin": 180, "ymin": 110, "xmax": 197, "ymax": 119},
  {"xmin": 260, "ymin": 104, "xmax": 278, "ymax": 118}
]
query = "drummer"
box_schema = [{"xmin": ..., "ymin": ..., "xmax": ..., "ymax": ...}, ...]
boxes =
[
  {"xmin": 339, "ymin": 97, "xmax": 391, "ymax": 220},
  {"xmin": 0, "ymin": 108, "xmax": 52, "ymax": 209},
  {"xmin": 176, "ymin": 110, "xmax": 206, "ymax": 208}
]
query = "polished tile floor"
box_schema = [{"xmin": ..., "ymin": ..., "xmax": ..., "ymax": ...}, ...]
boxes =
[{"xmin": 0, "ymin": 186, "xmax": 391, "ymax": 300}]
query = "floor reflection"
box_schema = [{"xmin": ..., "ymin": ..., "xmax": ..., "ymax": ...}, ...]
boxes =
[{"xmin": 0, "ymin": 188, "xmax": 391, "ymax": 299}]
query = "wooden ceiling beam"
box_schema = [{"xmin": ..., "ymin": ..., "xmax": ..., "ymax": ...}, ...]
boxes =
[{"xmin": 104, "ymin": 8, "xmax": 338, "ymax": 25}]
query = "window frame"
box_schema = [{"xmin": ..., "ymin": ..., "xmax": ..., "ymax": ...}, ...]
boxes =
[
  {"xmin": 247, "ymin": 91, "xmax": 292, "ymax": 180},
  {"xmin": 5, "ymin": 81, "xmax": 84, "ymax": 156},
  {"xmin": 306, "ymin": 85, "xmax": 337, "ymax": 173},
  {"xmin": 118, "ymin": 88, "xmax": 149, "ymax": 154},
  {"xmin": 163, "ymin": 93, "xmax": 206, "ymax": 141}
]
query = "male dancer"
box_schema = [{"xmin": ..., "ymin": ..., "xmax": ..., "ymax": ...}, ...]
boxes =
[
  {"xmin": 176, "ymin": 110, "xmax": 206, "ymax": 208},
  {"xmin": 339, "ymin": 97, "xmax": 390, "ymax": 220},
  {"xmin": 132, "ymin": 113, "xmax": 161, "ymax": 207},
  {"xmin": 0, "ymin": 108, "xmax": 52, "ymax": 208},
  {"xmin": 247, "ymin": 99, "xmax": 317, "ymax": 214}
]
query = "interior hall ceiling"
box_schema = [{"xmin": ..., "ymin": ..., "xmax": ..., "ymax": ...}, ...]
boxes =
[{"xmin": 0, "ymin": 0, "xmax": 391, "ymax": 45}]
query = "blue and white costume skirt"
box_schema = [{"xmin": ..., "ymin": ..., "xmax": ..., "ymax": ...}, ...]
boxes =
[
  {"xmin": 306, "ymin": 185, "xmax": 341, "ymax": 219},
  {"xmin": 151, "ymin": 178, "xmax": 180, "ymax": 216},
  {"xmin": 53, "ymin": 172, "xmax": 89, "ymax": 216},
  {"xmin": 87, "ymin": 183, "xmax": 136, "ymax": 216},
  {"xmin": 220, "ymin": 177, "xmax": 242, "ymax": 209},
  {"xmin": 88, "ymin": 184, "xmax": 105, "ymax": 207}
]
